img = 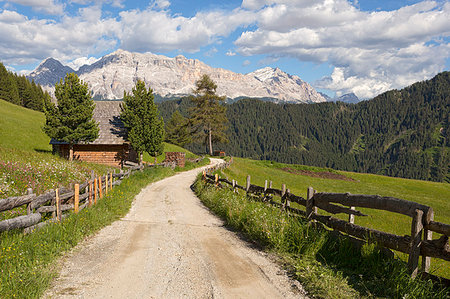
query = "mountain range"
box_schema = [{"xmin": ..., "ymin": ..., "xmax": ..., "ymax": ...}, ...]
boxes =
[{"xmin": 28, "ymin": 49, "xmax": 357, "ymax": 104}]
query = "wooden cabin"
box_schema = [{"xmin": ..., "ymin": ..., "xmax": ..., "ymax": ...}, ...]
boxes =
[{"xmin": 50, "ymin": 101, "xmax": 138, "ymax": 167}]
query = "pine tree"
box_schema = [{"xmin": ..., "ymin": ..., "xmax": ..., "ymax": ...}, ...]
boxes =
[
  {"xmin": 42, "ymin": 73, "xmax": 99, "ymax": 160},
  {"xmin": 120, "ymin": 80, "xmax": 165, "ymax": 163},
  {"xmin": 189, "ymin": 74, "xmax": 228, "ymax": 155},
  {"xmin": 165, "ymin": 110, "xmax": 191, "ymax": 147},
  {"xmin": 0, "ymin": 62, "xmax": 20, "ymax": 105}
]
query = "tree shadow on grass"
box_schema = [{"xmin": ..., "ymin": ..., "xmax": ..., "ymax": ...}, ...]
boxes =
[{"xmin": 34, "ymin": 148, "xmax": 52, "ymax": 154}]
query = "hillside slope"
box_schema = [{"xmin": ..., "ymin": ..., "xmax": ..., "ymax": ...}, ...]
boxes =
[
  {"xmin": 0, "ymin": 99, "xmax": 50, "ymax": 151},
  {"xmin": 158, "ymin": 72, "xmax": 449, "ymax": 182}
]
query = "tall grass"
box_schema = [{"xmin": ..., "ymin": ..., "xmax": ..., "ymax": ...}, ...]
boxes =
[
  {"xmin": 0, "ymin": 166, "xmax": 175, "ymax": 299},
  {"xmin": 223, "ymin": 157, "xmax": 450, "ymax": 278},
  {"xmin": 194, "ymin": 178, "xmax": 449, "ymax": 298}
]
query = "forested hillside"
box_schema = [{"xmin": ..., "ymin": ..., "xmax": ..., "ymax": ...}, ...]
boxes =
[
  {"xmin": 158, "ymin": 72, "xmax": 449, "ymax": 182},
  {"xmin": 0, "ymin": 62, "xmax": 51, "ymax": 111}
]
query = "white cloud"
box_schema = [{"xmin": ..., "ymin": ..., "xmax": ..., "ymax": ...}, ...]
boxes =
[
  {"xmin": 151, "ymin": 0, "xmax": 170, "ymax": 10},
  {"xmin": 3, "ymin": 0, "xmax": 64, "ymax": 15},
  {"xmin": 226, "ymin": 50, "xmax": 236, "ymax": 56},
  {"xmin": 0, "ymin": 7, "xmax": 119, "ymax": 65},
  {"xmin": 242, "ymin": 59, "xmax": 251, "ymax": 66},
  {"xmin": 236, "ymin": 0, "xmax": 450, "ymax": 98},
  {"xmin": 118, "ymin": 7, "xmax": 256, "ymax": 53}
]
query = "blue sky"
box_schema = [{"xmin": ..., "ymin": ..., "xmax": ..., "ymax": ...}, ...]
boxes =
[{"xmin": 0, "ymin": 0, "xmax": 448, "ymax": 98}]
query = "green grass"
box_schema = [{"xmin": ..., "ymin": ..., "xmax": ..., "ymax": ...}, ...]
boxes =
[
  {"xmin": 0, "ymin": 99, "xmax": 51, "ymax": 152},
  {"xmin": 221, "ymin": 157, "xmax": 450, "ymax": 278},
  {"xmin": 143, "ymin": 142, "xmax": 199, "ymax": 164},
  {"xmin": 194, "ymin": 178, "xmax": 450, "ymax": 298},
  {"xmin": 0, "ymin": 166, "xmax": 177, "ymax": 299}
]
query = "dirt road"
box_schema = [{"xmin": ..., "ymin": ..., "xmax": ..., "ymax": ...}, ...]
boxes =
[{"xmin": 44, "ymin": 159, "xmax": 307, "ymax": 298}]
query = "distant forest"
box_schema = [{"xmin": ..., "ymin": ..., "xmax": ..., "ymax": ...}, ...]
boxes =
[
  {"xmin": 0, "ymin": 62, "xmax": 51, "ymax": 111},
  {"xmin": 158, "ymin": 72, "xmax": 449, "ymax": 182}
]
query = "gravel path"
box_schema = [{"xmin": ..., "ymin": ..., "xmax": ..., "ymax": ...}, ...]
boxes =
[{"xmin": 44, "ymin": 159, "xmax": 307, "ymax": 298}]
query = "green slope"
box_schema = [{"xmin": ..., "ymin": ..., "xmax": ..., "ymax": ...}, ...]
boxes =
[
  {"xmin": 0, "ymin": 99, "xmax": 51, "ymax": 151},
  {"xmin": 222, "ymin": 157, "xmax": 450, "ymax": 277}
]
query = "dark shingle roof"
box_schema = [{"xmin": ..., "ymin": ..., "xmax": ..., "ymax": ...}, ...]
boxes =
[
  {"xmin": 50, "ymin": 100, "xmax": 127, "ymax": 145},
  {"xmin": 91, "ymin": 101, "xmax": 126, "ymax": 145}
]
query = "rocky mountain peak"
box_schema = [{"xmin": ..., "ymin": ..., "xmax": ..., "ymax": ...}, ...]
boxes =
[
  {"xmin": 28, "ymin": 58, "xmax": 75, "ymax": 86},
  {"xmin": 29, "ymin": 49, "xmax": 327, "ymax": 104}
]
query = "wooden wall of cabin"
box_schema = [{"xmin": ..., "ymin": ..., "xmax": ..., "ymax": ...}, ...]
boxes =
[{"xmin": 52, "ymin": 144, "xmax": 138, "ymax": 167}]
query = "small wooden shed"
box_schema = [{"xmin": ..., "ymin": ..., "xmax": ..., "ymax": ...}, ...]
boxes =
[{"xmin": 50, "ymin": 101, "xmax": 138, "ymax": 167}]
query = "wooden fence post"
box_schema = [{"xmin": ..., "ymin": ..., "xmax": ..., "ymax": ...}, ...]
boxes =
[
  {"xmin": 246, "ymin": 175, "xmax": 251, "ymax": 192},
  {"xmin": 264, "ymin": 180, "xmax": 268, "ymax": 201},
  {"xmin": 285, "ymin": 189, "xmax": 290, "ymax": 210},
  {"xmin": 110, "ymin": 172, "xmax": 113, "ymax": 190},
  {"xmin": 26, "ymin": 188, "xmax": 33, "ymax": 215},
  {"xmin": 422, "ymin": 208, "xmax": 434, "ymax": 273},
  {"xmin": 99, "ymin": 177, "xmax": 103, "ymax": 199},
  {"xmin": 74, "ymin": 184, "xmax": 79, "ymax": 213},
  {"xmin": 106, "ymin": 173, "xmax": 109, "ymax": 194},
  {"xmin": 306, "ymin": 187, "xmax": 316, "ymax": 221},
  {"xmin": 94, "ymin": 178, "xmax": 98, "ymax": 204},
  {"xmin": 281, "ymin": 184, "xmax": 286, "ymax": 208},
  {"xmin": 232, "ymin": 179, "xmax": 236, "ymax": 192},
  {"xmin": 408, "ymin": 209, "xmax": 424, "ymax": 278},
  {"xmin": 215, "ymin": 174, "xmax": 219, "ymax": 186},
  {"xmin": 55, "ymin": 188, "xmax": 62, "ymax": 222},
  {"xmin": 349, "ymin": 206, "xmax": 356, "ymax": 224},
  {"xmin": 88, "ymin": 180, "xmax": 93, "ymax": 207}
]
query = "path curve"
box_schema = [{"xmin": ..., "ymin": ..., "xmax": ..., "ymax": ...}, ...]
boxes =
[{"xmin": 44, "ymin": 159, "xmax": 307, "ymax": 298}]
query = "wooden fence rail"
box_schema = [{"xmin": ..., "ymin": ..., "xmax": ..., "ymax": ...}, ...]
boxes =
[
  {"xmin": 0, "ymin": 164, "xmax": 148, "ymax": 234},
  {"xmin": 0, "ymin": 157, "xmax": 208, "ymax": 235},
  {"xmin": 202, "ymin": 169, "xmax": 449, "ymax": 282}
]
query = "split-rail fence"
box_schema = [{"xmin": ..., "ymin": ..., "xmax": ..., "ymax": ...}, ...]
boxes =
[{"xmin": 203, "ymin": 164, "xmax": 449, "ymax": 283}]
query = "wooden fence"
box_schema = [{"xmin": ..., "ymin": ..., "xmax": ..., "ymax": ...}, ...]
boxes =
[
  {"xmin": 203, "ymin": 170, "xmax": 449, "ymax": 282},
  {"xmin": 0, "ymin": 156, "xmax": 208, "ymax": 235},
  {"xmin": 0, "ymin": 164, "xmax": 149, "ymax": 234}
]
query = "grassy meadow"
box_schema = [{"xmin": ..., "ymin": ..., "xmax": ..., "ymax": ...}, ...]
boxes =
[
  {"xmin": 0, "ymin": 99, "xmax": 210, "ymax": 298},
  {"xmin": 220, "ymin": 158, "xmax": 450, "ymax": 278},
  {"xmin": 194, "ymin": 178, "xmax": 449, "ymax": 298}
]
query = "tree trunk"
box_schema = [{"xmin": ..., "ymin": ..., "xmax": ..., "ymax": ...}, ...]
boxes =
[
  {"xmin": 208, "ymin": 125, "xmax": 213, "ymax": 156},
  {"xmin": 154, "ymin": 152, "xmax": 157, "ymax": 164}
]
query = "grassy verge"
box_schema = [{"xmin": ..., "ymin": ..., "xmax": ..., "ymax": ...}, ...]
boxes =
[
  {"xmin": 223, "ymin": 157, "xmax": 450, "ymax": 278},
  {"xmin": 193, "ymin": 178, "xmax": 449, "ymax": 298},
  {"xmin": 0, "ymin": 166, "xmax": 176, "ymax": 298}
]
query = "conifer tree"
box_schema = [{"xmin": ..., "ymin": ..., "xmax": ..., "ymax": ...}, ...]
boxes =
[
  {"xmin": 165, "ymin": 110, "xmax": 191, "ymax": 147},
  {"xmin": 0, "ymin": 63, "xmax": 20, "ymax": 105},
  {"xmin": 43, "ymin": 73, "xmax": 99, "ymax": 160},
  {"xmin": 189, "ymin": 74, "xmax": 228, "ymax": 155},
  {"xmin": 120, "ymin": 80, "xmax": 165, "ymax": 163}
]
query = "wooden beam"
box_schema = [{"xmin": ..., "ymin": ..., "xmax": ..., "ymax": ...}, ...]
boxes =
[
  {"xmin": 312, "ymin": 213, "xmax": 411, "ymax": 253},
  {"xmin": 426, "ymin": 221, "xmax": 450, "ymax": 236},
  {"xmin": 422, "ymin": 209, "xmax": 434, "ymax": 273},
  {"xmin": 313, "ymin": 192, "xmax": 430, "ymax": 218},
  {"xmin": 94, "ymin": 178, "xmax": 98, "ymax": 204},
  {"xmin": 0, "ymin": 194, "xmax": 36, "ymax": 212},
  {"xmin": 99, "ymin": 177, "xmax": 103, "ymax": 199},
  {"xmin": 0, "ymin": 213, "xmax": 41, "ymax": 232},
  {"xmin": 408, "ymin": 209, "xmax": 424, "ymax": 278},
  {"xmin": 88, "ymin": 180, "xmax": 93, "ymax": 207},
  {"xmin": 74, "ymin": 184, "xmax": 79, "ymax": 213},
  {"xmin": 55, "ymin": 189, "xmax": 62, "ymax": 222}
]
